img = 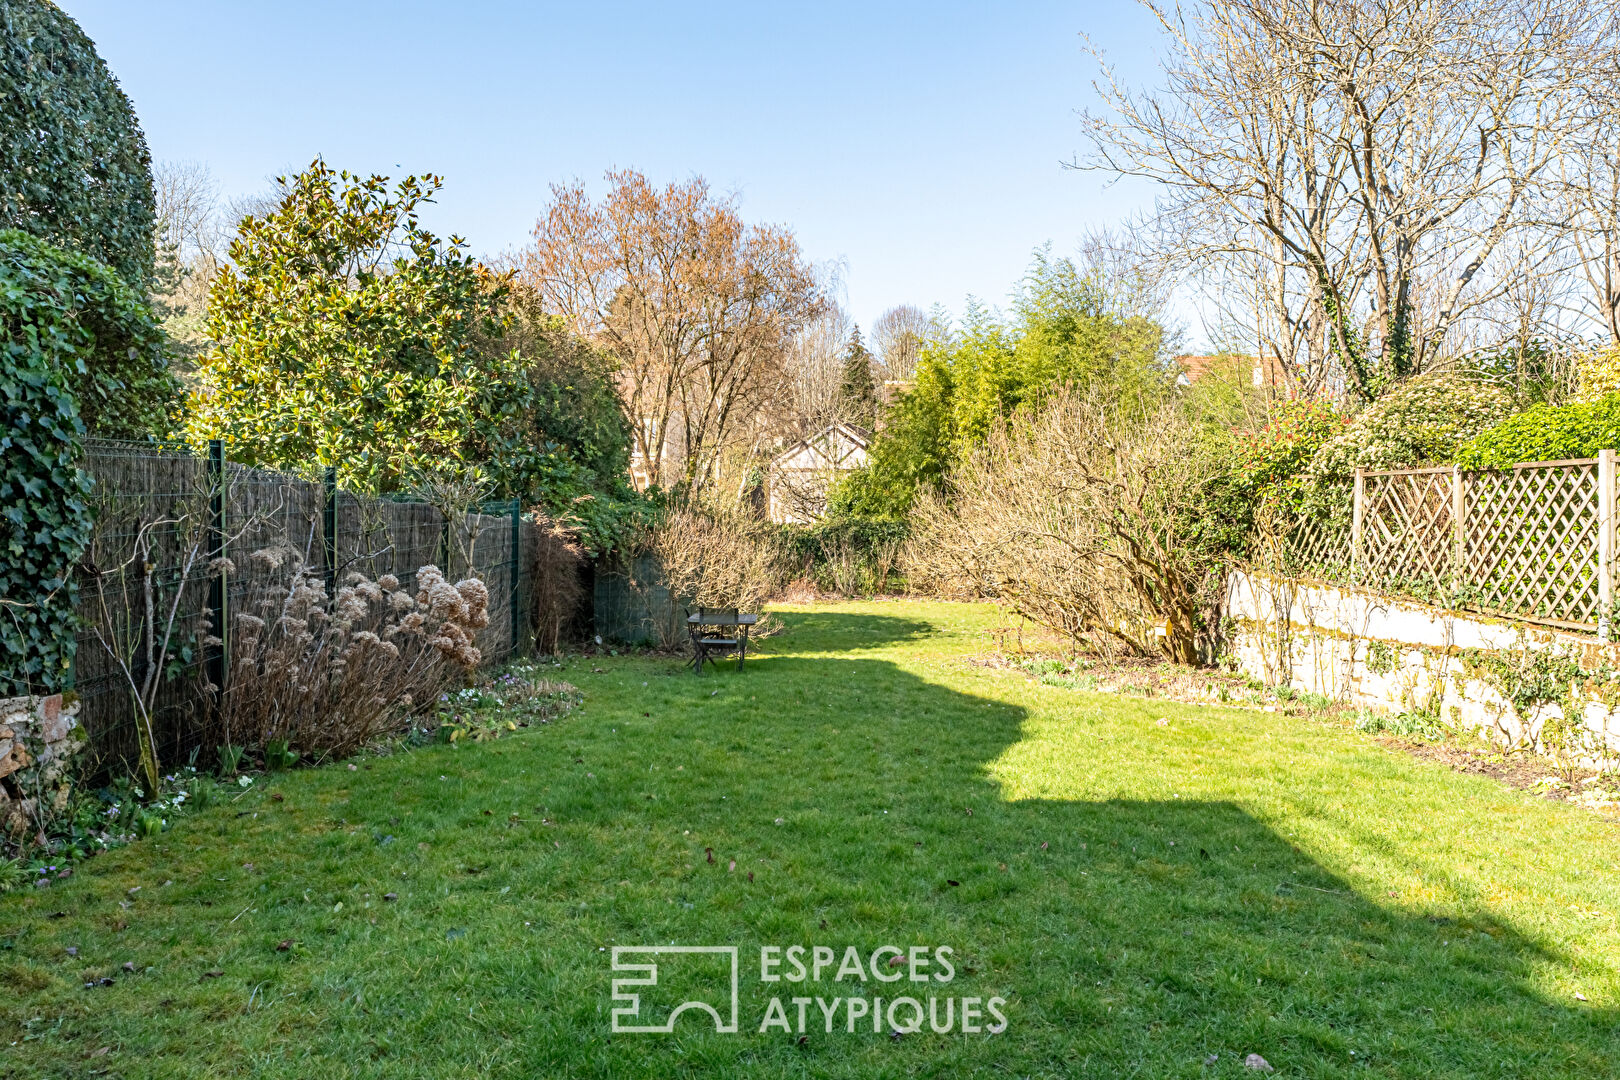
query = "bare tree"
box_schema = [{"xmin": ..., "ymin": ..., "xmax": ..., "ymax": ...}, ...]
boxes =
[
  {"xmin": 783, "ymin": 295, "xmax": 853, "ymax": 435},
  {"xmin": 1560, "ymin": 75, "xmax": 1620, "ymax": 343},
  {"xmin": 154, "ymin": 160, "xmax": 219, "ymax": 261},
  {"xmin": 520, "ymin": 170, "xmax": 824, "ymax": 495},
  {"xmin": 1081, "ymin": 0, "xmax": 1607, "ymax": 401},
  {"xmin": 871, "ymin": 304, "xmax": 930, "ymax": 381}
]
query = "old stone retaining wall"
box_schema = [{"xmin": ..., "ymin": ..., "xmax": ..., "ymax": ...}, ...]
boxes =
[{"xmin": 1224, "ymin": 572, "xmax": 1620, "ymax": 757}]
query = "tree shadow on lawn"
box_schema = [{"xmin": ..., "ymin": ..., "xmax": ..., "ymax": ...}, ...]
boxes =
[
  {"xmin": 575, "ymin": 615, "xmax": 1617, "ymax": 1078},
  {"xmin": 754, "ymin": 609, "xmax": 934, "ymax": 653},
  {"xmin": 1, "ymin": 613, "xmax": 1614, "ymax": 1079}
]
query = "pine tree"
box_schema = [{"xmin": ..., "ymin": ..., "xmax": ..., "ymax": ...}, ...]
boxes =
[{"xmin": 838, "ymin": 326, "xmax": 879, "ymax": 428}]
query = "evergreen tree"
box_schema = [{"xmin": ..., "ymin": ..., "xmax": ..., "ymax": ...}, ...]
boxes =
[
  {"xmin": 1, "ymin": 0, "xmax": 157, "ymax": 291},
  {"xmin": 838, "ymin": 325, "xmax": 879, "ymax": 428}
]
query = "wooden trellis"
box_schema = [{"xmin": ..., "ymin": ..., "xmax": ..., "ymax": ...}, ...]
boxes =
[{"xmin": 1285, "ymin": 450, "xmax": 1619, "ymax": 637}]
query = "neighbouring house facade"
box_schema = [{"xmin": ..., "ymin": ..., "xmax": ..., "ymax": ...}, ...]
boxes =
[
  {"xmin": 1174, "ymin": 353, "xmax": 1288, "ymax": 391},
  {"xmin": 767, "ymin": 421, "xmax": 871, "ymax": 523}
]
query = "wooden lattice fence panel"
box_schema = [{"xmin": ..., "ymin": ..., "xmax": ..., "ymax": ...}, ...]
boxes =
[
  {"xmin": 1362, "ymin": 467, "xmax": 1457, "ymax": 594},
  {"xmin": 1462, "ymin": 460, "xmax": 1600, "ymax": 626},
  {"xmin": 1280, "ymin": 454, "xmax": 1617, "ymax": 633},
  {"xmin": 1286, "ymin": 501, "xmax": 1352, "ymax": 577}
]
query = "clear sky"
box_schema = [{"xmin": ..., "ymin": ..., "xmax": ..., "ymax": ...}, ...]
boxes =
[{"xmin": 61, "ymin": 1, "xmax": 1171, "ymax": 339}]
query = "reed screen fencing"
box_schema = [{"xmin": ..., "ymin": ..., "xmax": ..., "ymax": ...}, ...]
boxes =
[{"xmin": 71, "ymin": 439, "xmax": 547, "ymax": 773}]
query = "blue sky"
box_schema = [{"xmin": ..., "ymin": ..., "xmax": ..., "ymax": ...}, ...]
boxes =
[{"xmin": 64, "ymin": 1, "xmax": 1170, "ymax": 339}]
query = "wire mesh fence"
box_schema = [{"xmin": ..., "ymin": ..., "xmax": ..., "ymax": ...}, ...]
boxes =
[
  {"xmin": 71, "ymin": 439, "xmax": 549, "ymax": 776},
  {"xmin": 1280, "ymin": 452, "xmax": 1618, "ymax": 635}
]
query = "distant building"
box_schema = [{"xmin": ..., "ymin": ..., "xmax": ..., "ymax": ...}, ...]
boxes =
[
  {"xmin": 767, "ymin": 421, "xmax": 871, "ymax": 524},
  {"xmin": 1174, "ymin": 353, "xmax": 1288, "ymax": 390}
]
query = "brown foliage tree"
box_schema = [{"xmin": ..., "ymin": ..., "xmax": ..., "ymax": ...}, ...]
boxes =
[{"xmin": 519, "ymin": 171, "xmax": 824, "ymax": 495}]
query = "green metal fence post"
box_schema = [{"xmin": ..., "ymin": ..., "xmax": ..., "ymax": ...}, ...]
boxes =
[
  {"xmin": 322, "ymin": 466, "xmax": 337, "ymax": 589},
  {"xmin": 206, "ymin": 440, "xmax": 227, "ymax": 701},
  {"xmin": 510, "ymin": 498, "xmax": 522, "ymax": 655}
]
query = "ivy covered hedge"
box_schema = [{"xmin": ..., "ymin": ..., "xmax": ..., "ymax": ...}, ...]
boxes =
[
  {"xmin": 1455, "ymin": 394, "xmax": 1620, "ymax": 469},
  {"xmin": 1, "ymin": 229, "xmax": 170, "ymax": 694},
  {"xmin": 777, "ymin": 517, "xmax": 910, "ymax": 594}
]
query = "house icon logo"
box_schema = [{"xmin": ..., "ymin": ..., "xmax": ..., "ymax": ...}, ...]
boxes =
[{"xmin": 610, "ymin": 946, "xmax": 740, "ymax": 1033}]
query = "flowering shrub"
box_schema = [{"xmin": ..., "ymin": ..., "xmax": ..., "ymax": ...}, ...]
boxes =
[
  {"xmin": 1308, "ymin": 370, "xmax": 1513, "ymax": 479},
  {"xmin": 219, "ymin": 557, "xmax": 487, "ymax": 759},
  {"xmin": 1228, "ymin": 398, "xmax": 1346, "ymax": 506}
]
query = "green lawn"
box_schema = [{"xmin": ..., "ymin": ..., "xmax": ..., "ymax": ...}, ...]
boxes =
[{"xmin": 3, "ymin": 600, "xmax": 1618, "ymax": 1078}]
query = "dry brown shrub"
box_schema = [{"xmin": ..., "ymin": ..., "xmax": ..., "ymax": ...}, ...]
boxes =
[
  {"xmin": 905, "ymin": 387, "xmax": 1222, "ymax": 663},
  {"xmin": 527, "ymin": 516, "xmax": 586, "ymax": 655},
  {"xmin": 647, "ymin": 507, "xmax": 786, "ymax": 619},
  {"xmin": 218, "ymin": 554, "xmax": 486, "ymax": 759}
]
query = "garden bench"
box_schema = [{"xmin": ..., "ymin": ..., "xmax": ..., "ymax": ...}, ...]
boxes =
[{"xmin": 686, "ymin": 608, "xmax": 757, "ymax": 674}]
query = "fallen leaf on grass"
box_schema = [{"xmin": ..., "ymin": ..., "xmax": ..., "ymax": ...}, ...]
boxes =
[{"xmin": 201, "ymin": 969, "xmax": 224, "ymax": 980}]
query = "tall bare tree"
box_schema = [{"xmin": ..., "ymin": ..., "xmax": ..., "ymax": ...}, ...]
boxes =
[
  {"xmin": 1081, "ymin": 0, "xmax": 1607, "ymax": 401},
  {"xmin": 784, "ymin": 294, "xmax": 853, "ymax": 435},
  {"xmin": 1560, "ymin": 74, "xmax": 1620, "ymax": 343},
  {"xmin": 871, "ymin": 304, "xmax": 930, "ymax": 381},
  {"xmin": 520, "ymin": 171, "xmax": 823, "ymax": 495}
]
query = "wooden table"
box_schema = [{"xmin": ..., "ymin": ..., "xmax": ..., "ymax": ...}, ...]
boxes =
[{"xmin": 686, "ymin": 610, "xmax": 757, "ymax": 674}]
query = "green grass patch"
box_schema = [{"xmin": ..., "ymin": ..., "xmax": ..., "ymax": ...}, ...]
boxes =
[{"xmin": 1, "ymin": 600, "xmax": 1617, "ymax": 1077}]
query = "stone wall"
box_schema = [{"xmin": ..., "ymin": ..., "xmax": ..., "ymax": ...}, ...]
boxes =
[
  {"xmin": 0, "ymin": 693, "xmax": 83, "ymax": 839},
  {"xmin": 1224, "ymin": 572, "xmax": 1620, "ymax": 757}
]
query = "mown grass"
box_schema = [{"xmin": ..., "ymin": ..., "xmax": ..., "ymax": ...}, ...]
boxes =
[{"xmin": 2, "ymin": 600, "xmax": 1618, "ymax": 1078}]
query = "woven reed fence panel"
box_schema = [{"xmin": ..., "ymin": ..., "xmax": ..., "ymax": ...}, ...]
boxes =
[
  {"xmin": 71, "ymin": 440, "xmax": 541, "ymax": 775},
  {"xmin": 1283, "ymin": 456, "xmax": 1616, "ymax": 632}
]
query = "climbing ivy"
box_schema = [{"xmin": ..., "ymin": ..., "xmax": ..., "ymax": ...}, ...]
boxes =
[{"xmin": 1, "ymin": 229, "xmax": 170, "ymax": 694}]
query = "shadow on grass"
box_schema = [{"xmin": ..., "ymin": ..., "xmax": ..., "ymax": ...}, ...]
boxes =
[
  {"xmin": 649, "ymin": 613, "xmax": 1618, "ymax": 1077},
  {"xmin": 1, "ymin": 611, "xmax": 1614, "ymax": 1079},
  {"xmin": 756, "ymin": 609, "xmax": 934, "ymax": 653}
]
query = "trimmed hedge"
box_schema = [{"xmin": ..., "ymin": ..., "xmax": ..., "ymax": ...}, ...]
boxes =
[
  {"xmin": 0, "ymin": 0, "xmax": 156, "ymax": 291},
  {"xmin": 778, "ymin": 517, "xmax": 909, "ymax": 594},
  {"xmin": 1454, "ymin": 395, "xmax": 1620, "ymax": 469}
]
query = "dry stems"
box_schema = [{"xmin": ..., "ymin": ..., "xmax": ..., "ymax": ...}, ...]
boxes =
[{"xmin": 219, "ymin": 554, "xmax": 486, "ymax": 759}]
